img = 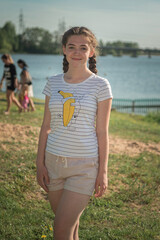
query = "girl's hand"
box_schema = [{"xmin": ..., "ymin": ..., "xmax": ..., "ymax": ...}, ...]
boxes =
[
  {"xmin": 36, "ymin": 163, "xmax": 50, "ymax": 192},
  {"xmin": 94, "ymin": 172, "xmax": 108, "ymax": 198},
  {"xmin": 17, "ymin": 83, "xmax": 21, "ymax": 91},
  {"xmin": 14, "ymin": 79, "xmax": 18, "ymax": 88}
]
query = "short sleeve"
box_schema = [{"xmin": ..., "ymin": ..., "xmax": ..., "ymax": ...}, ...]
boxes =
[
  {"xmin": 97, "ymin": 78, "xmax": 113, "ymax": 102},
  {"xmin": 42, "ymin": 78, "xmax": 51, "ymax": 97}
]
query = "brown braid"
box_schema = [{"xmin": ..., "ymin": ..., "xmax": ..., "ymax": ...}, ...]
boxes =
[
  {"xmin": 63, "ymin": 54, "xmax": 69, "ymax": 73},
  {"xmin": 62, "ymin": 27, "xmax": 99, "ymax": 73},
  {"xmin": 89, "ymin": 53, "xmax": 97, "ymax": 74}
]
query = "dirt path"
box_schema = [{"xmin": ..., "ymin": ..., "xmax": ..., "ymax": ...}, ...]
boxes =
[
  {"xmin": 109, "ymin": 135, "xmax": 160, "ymax": 156},
  {"xmin": 0, "ymin": 122, "xmax": 160, "ymax": 156}
]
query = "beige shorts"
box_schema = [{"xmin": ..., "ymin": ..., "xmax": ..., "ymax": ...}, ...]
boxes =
[{"xmin": 45, "ymin": 151, "xmax": 99, "ymax": 196}]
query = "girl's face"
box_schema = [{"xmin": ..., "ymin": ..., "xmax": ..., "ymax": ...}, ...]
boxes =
[
  {"xmin": 18, "ymin": 63, "xmax": 23, "ymax": 69},
  {"xmin": 63, "ymin": 35, "xmax": 94, "ymax": 68},
  {"xmin": 2, "ymin": 58, "xmax": 9, "ymax": 64}
]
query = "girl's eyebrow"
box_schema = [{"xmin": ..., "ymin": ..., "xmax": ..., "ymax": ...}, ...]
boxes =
[{"xmin": 67, "ymin": 43, "xmax": 88, "ymax": 47}]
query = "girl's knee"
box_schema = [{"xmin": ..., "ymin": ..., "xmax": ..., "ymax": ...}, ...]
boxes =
[
  {"xmin": 9, "ymin": 93, "xmax": 14, "ymax": 101},
  {"xmin": 54, "ymin": 225, "xmax": 72, "ymax": 239},
  {"xmin": 54, "ymin": 217, "xmax": 75, "ymax": 239},
  {"xmin": 54, "ymin": 216, "xmax": 80, "ymax": 239},
  {"xmin": 7, "ymin": 95, "xmax": 12, "ymax": 102},
  {"xmin": 6, "ymin": 93, "xmax": 11, "ymax": 99}
]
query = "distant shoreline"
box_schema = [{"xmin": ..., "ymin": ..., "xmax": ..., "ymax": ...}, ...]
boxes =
[{"xmin": 0, "ymin": 51, "xmax": 160, "ymax": 57}]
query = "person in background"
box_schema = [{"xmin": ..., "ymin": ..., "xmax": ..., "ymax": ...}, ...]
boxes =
[
  {"xmin": 17, "ymin": 59, "xmax": 35, "ymax": 111},
  {"xmin": 36, "ymin": 26, "xmax": 113, "ymax": 239},
  {"xmin": 21, "ymin": 84, "xmax": 29, "ymax": 112},
  {"xmin": 0, "ymin": 54, "xmax": 23, "ymax": 115}
]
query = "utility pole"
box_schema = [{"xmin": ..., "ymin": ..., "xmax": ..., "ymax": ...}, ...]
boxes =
[{"xmin": 19, "ymin": 9, "xmax": 25, "ymax": 34}]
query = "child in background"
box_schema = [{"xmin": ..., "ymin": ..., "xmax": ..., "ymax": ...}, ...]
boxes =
[
  {"xmin": 17, "ymin": 59, "xmax": 35, "ymax": 111},
  {"xmin": 0, "ymin": 54, "xmax": 23, "ymax": 114},
  {"xmin": 21, "ymin": 85, "xmax": 29, "ymax": 112}
]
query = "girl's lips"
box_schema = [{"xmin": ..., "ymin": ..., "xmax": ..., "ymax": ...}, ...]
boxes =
[{"xmin": 72, "ymin": 58, "xmax": 81, "ymax": 60}]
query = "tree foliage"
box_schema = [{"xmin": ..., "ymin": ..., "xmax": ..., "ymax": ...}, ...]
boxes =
[
  {"xmin": 0, "ymin": 21, "xmax": 17, "ymax": 52},
  {"xmin": 0, "ymin": 20, "xmax": 153, "ymax": 57},
  {"xmin": 99, "ymin": 40, "xmax": 140, "ymax": 56},
  {"xmin": 20, "ymin": 27, "xmax": 54, "ymax": 53}
]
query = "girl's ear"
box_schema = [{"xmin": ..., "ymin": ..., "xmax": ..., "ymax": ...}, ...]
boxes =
[
  {"xmin": 63, "ymin": 46, "xmax": 66, "ymax": 55},
  {"xmin": 89, "ymin": 48, "xmax": 95, "ymax": 58}
]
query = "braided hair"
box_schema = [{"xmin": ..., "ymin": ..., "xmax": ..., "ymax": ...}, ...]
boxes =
[
  {"xmin": 62, "ymin": 27, "xmax": 98, "ymax": 74},
  {"xmin": 63, "ymin": 54, "xmax": 69, "ymax": 73},
  {"xmin": 89, "ymin": 53, "xmax": 97, "ymax": 74}
]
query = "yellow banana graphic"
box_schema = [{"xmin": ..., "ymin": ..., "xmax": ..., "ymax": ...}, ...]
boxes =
[{"xmin": 58, "ymin": 91, "xmax": 75, "ymax": 127}]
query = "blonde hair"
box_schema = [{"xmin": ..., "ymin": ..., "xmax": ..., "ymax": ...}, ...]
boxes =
[
  {"xmin": 23, "ymin": 84, "xmax": 29, "ymax": 91},
  {"xmin": 1, "ymin": 54, "xmax": 14, "ymax": 64}
]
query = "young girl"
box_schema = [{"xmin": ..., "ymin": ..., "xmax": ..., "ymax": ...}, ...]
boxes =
[
  {"xmin": 0, "ymin": 54, "xmax": 23, "ymax": 114},
  {"xmin": 17, "ymin": 59, "xmax": 35, "ymax": 111},
  {"xmin": 36, "ymin": 27, "xmax": 113, "ymax": 240},
  {"xmin": 21, "ymin": 84, "xmax": 30, "ymax": 112}
]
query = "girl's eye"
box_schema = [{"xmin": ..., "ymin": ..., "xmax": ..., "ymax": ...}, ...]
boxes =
[
  {"xmin": 68, "ymin": 46, "xmax": 74, "ymax": 49},
  {"xmin": 81, "ymin": 48, "xmax": 87, "ymax": 50}
]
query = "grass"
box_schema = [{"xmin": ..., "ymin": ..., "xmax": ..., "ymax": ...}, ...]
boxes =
[
  {"xmin": 110, "ymin": 110, "xmax": 160, "ymax": 143},
  {"xmin": 0, "ymin": 92, "xmax": 44, "ymax": 127},
  {"xmin": 144, "ymin": 111, "xmax": 160, "ymax": 124},
  {"xmin": 0, "ymin": 92, "xmax": 160, "ymax": 240}
]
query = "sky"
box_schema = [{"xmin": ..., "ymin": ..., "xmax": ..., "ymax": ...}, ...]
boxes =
[{"xmin": 0, "ymin": 0, "xmax": 160, "ymax": 48}]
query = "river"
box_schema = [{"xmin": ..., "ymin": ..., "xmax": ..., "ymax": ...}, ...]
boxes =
[{"xmin": 0, "ymin": 54, "xmax": 160, "ymax": 100}]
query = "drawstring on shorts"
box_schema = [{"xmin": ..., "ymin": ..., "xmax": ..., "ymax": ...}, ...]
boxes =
[
  {"xmin": 56, "ymin": 156, "xmax": 68, "ymax": 168},
  {"xmin": 62, "ymin": 157, "xmax": 68, "ymax": 168}
]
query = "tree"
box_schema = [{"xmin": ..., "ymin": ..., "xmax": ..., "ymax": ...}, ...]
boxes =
[
  {"xmin": 0, "ymin": 30, "xmax": 12, "ymax": 52},
  {"xmin": 39, "ymin": 31, "xmax": 54, "ymax": 54},
  {"xmin": 21, "ymin": 27, "xmax": 54, "ymax": 53},
  {"xmin": 99, "ymin": 39, "xmax": 107, "ymax": 56},
  {"xmin": 0, "ymin": 21, "xmax": 17, "ymax": 52}
]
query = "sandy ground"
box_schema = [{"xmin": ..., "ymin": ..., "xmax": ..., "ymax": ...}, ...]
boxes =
[{"xmin": 0, "ymin": 122, "xmax": 160, "ymax": 156}]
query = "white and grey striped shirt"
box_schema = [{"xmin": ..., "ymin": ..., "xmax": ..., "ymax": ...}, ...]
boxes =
[{"xmin": 43, "ymin": 73, "xmax": 113, "ymax": 158}]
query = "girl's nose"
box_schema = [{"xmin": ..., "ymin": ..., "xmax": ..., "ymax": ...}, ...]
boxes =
[{"xmin": 73, "ymin": 49, "xmax": 80, "ymax": 54}]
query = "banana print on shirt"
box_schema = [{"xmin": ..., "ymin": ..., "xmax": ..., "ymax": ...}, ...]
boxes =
[{"xmin": 58, "ymin": 91, "xmax": 76, "ymax": 127}]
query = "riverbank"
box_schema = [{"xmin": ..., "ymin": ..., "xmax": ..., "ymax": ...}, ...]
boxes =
[{"xmin": 0, "ymin": 95, "xmax": 160, "ymax": 240}]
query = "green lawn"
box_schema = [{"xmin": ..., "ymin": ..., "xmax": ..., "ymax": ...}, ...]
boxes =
[{"xmin": 0, "ymin": 93, "xmax": 160, "ymax": 240}]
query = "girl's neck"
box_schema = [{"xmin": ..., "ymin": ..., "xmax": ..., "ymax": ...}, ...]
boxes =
[
  {"xmin": 5, "ymin": 61, "xmax": 12, "ymax": 65},
  {"xmin": 64, "ymin": 66, "xmax": 93, "ymax": 81}
]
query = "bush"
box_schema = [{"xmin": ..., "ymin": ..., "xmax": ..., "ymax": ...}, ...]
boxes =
[{"xmin": 144, "ymin": 111, "xmax": 160, "ymax": 124}]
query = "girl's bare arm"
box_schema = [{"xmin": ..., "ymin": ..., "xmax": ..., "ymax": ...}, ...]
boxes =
[
  {"xmin": 36, "ymin": 96, "xmax": 51, "ymax": 164},
  {"xmin": 95, "ymin": 98, "xmax": 112, "ymax": 197},
  {"xmin": 36, "ymin": 96, "xmax": 51, "ymax": 192},
  {"xmin": 0, "ymin": 76, "xmax": 5, "ymax": 88}
]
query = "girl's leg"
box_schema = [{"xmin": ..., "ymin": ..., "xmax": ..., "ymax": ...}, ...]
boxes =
[
  {"xmin": 48, "ymin": 190, "xmax": 80, "ymax": 240},
  {"xmin": 73, "ymin": 220, "xmax": 79, "ymax": 240},
  {"xmin": 6, "ymin": 89, "xmax": 13, "ymax": 113},
  {"xmin": 29, "ymin": 98, "xmax": 35, "ymax": 111},
  {"xmin": 11, "ymin": 92, "xmax": 23, "ymax": 111},
  {"xmin": 48, "ymin": 189, "xmax": 63, "ymax": 214},
  {"xmin": 18, "ymin": 93, "xmax": 22, "ymax": 105},
  {"xmin": 53, "ymin": 189, "xmax": 90, "ymax": 240}
]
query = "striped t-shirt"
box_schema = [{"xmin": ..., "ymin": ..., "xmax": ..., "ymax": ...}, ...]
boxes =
[{"xmin": 42, "ymin": 73, "xmax": 113, "ymax": 158}]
